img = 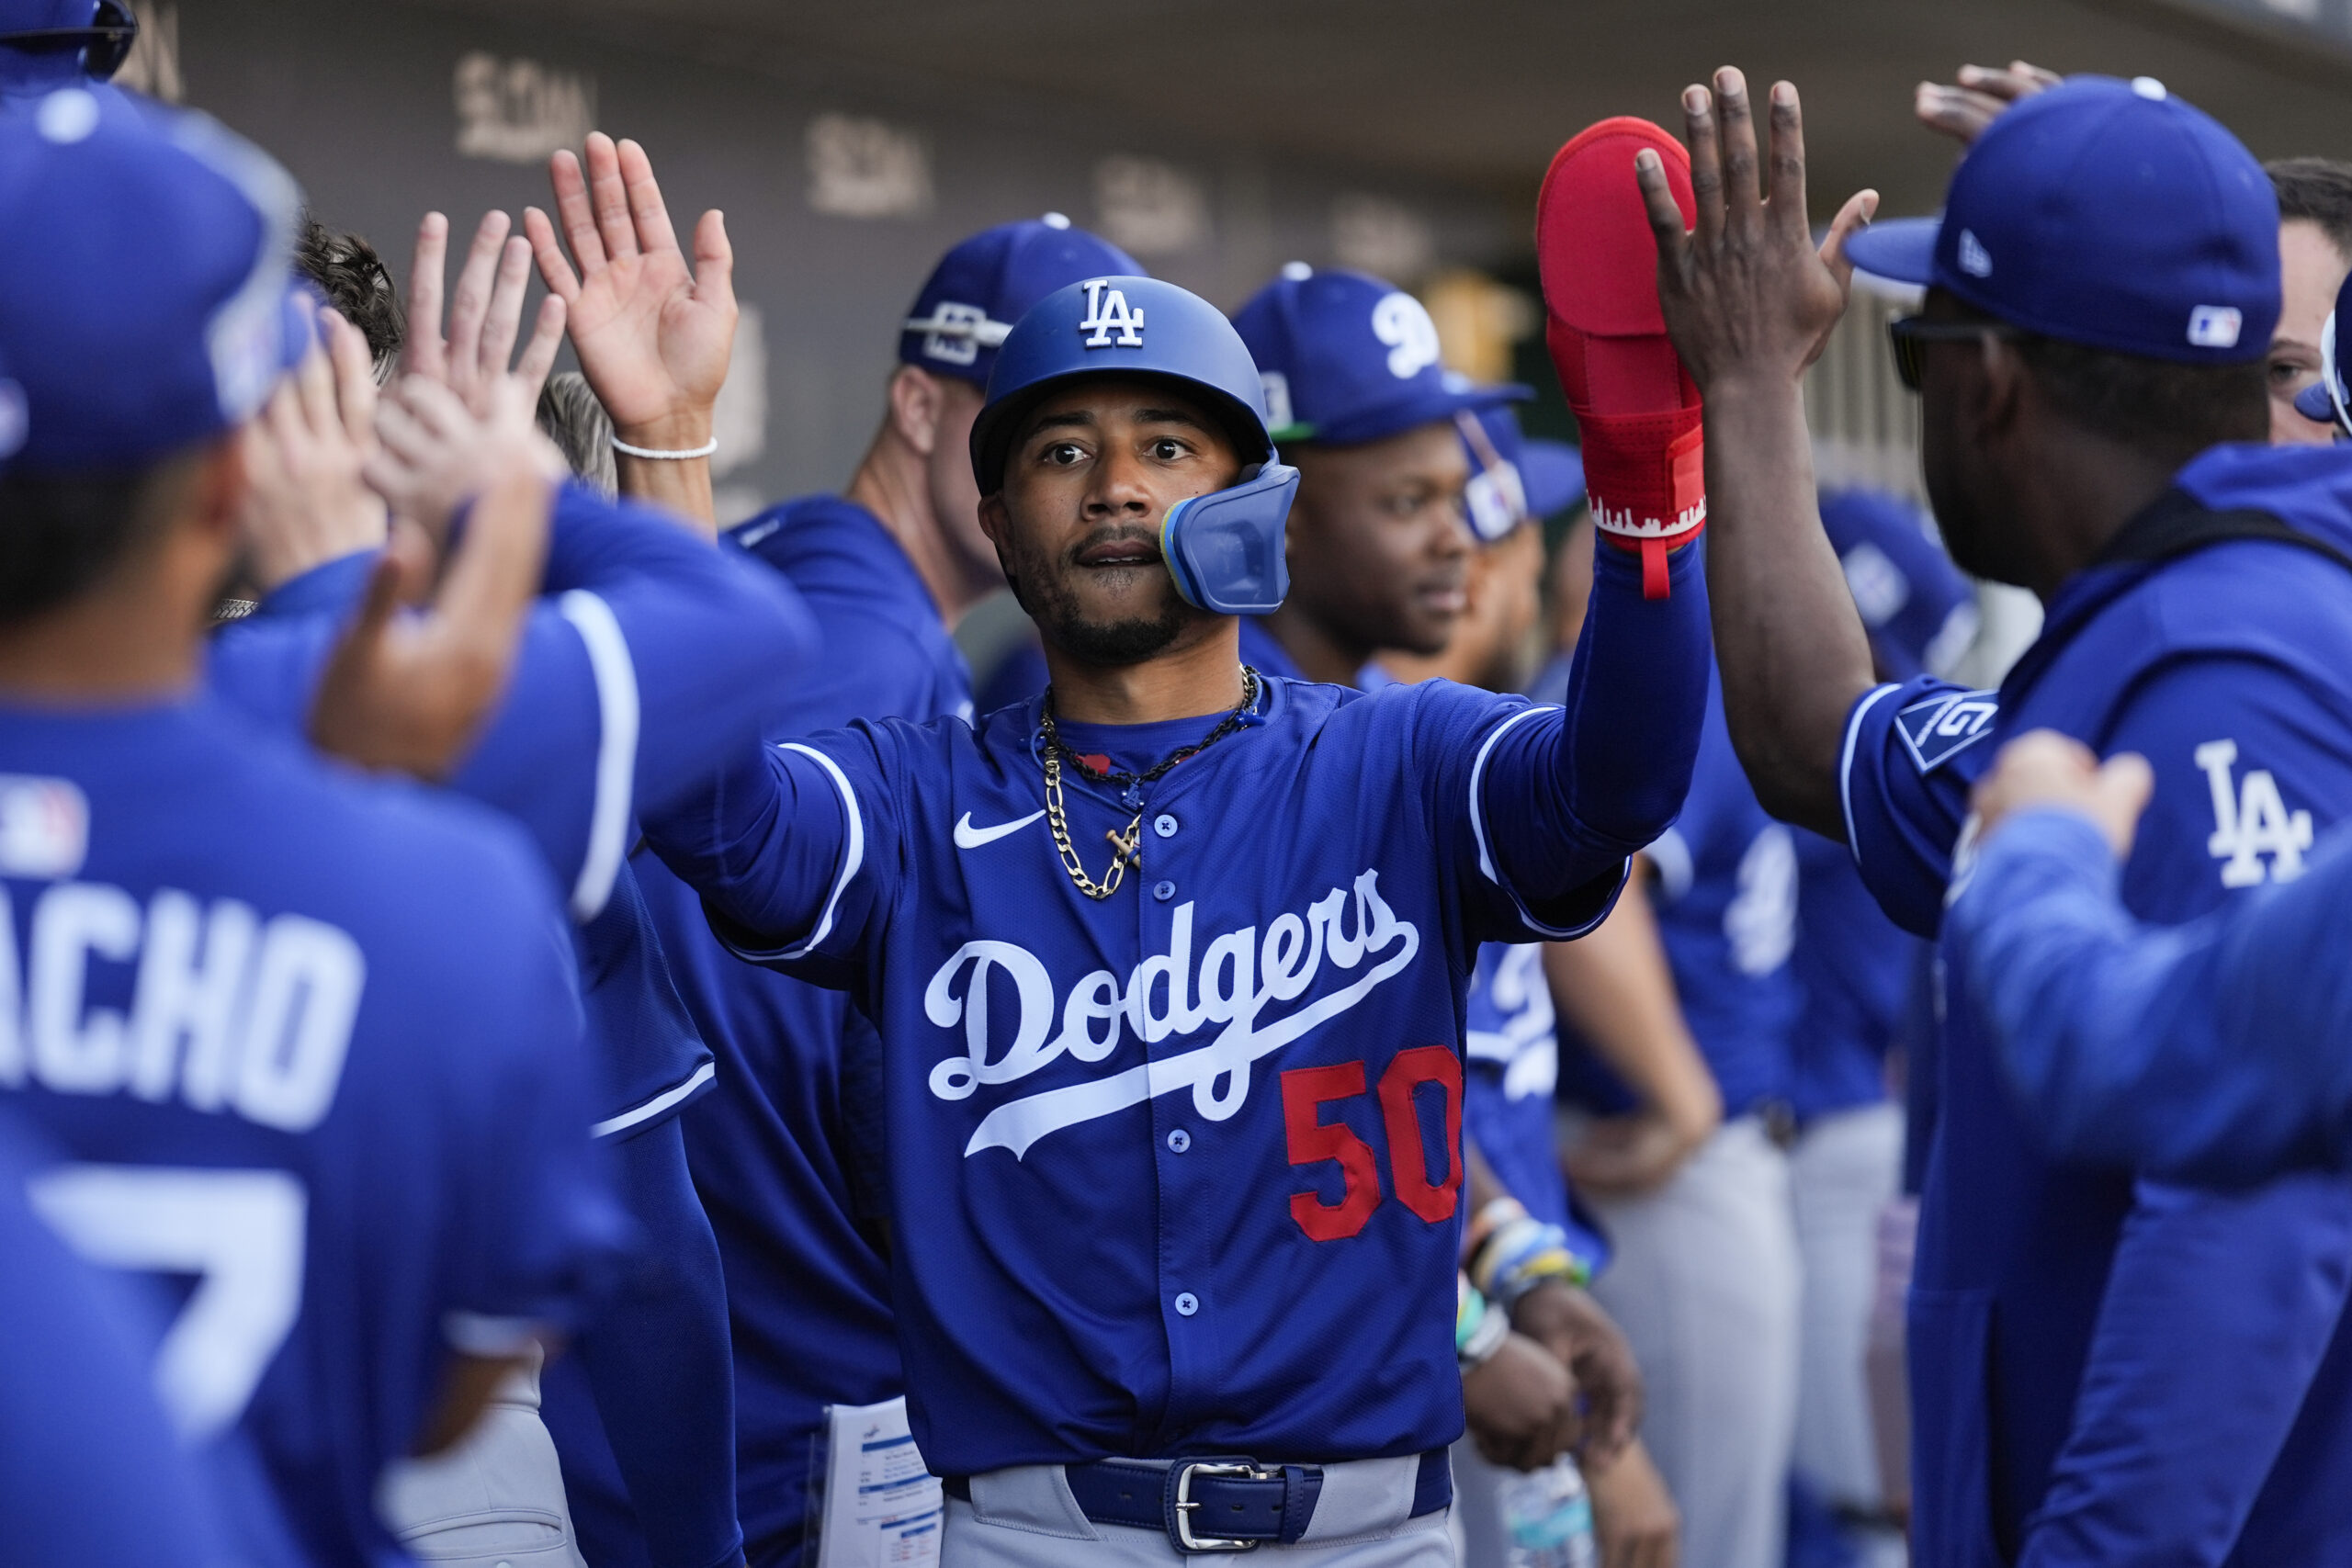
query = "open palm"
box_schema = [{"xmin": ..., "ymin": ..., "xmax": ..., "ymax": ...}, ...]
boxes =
[{"xmin": 526, "ymin": 132, "xmax": 735, "ymax": 437}]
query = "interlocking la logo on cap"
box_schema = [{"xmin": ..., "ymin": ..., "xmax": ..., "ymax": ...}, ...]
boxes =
[{"xmin": 1078, "ymin": 278, "xmax": 1145, "ymax": 348}]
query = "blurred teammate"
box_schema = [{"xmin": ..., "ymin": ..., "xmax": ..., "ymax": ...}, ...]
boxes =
[
  {"xmin": 217, "ymin": 135, "xmax": 799, "ymax": 1568},
  {"xmin": 1647, "ymin": 65, "xmax": 2352, "ymax": 1567},
  {"xmin": 634, "ymin": 212, "xmax": 1142, "ymax": 1568},
  {"xmin": 0, "ymin": 87, "xmax": 625, "ymax": 1566}
]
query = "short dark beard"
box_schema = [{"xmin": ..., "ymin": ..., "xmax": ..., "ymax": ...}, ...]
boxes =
[{"xmin": 1000, "ymin": 523, "xmax": 1192, "ymax": 667}]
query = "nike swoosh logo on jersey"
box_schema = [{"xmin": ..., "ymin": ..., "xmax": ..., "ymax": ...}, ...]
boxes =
[{"xmin": 954, "ymin": 809, "xmax": 1046, "ymax": 849}]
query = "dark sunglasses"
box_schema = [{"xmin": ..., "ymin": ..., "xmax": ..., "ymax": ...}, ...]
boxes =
[
  {"xmin": 0, "ymin": 0, "xmax": 140, "ymax": 81},
  {"xmin": 1886, "ymin": 315, "xmax": 2026, "ymax": 392}
]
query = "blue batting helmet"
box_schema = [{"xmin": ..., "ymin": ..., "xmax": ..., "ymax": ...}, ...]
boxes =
[{"xmin": 969, "ymin": 276, "xmax": 1296, "ymax": 615}]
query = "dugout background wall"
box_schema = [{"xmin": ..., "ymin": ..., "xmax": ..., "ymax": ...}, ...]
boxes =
[{"xmin": 118, "ymin": 0, "xmax": 2352, "ymax": 519}]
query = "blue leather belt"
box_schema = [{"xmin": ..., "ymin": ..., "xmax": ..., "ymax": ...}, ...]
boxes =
[{"xmin": 944, "ymin": 1450, "xmax": 1450, "ymax": 1553}]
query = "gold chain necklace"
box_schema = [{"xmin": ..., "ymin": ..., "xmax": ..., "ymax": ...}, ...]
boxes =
[{"xmin": 1037, "ymin": 667, "xmax": 1260, "ymax": 901}]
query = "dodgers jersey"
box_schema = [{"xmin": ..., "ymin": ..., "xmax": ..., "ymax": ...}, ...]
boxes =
[
  {"xmin": 1841, "ymin": 443, "xmax": 2352, "ymax": 1567},
  {"xmin": 643, "ymin": 540, "xmax": 1706, "ymax": 1470},
  {"xmin": 0, "ymin": 697, "xmax": 624, "ymax": 1568},
  {"xmin": 635, "ymin": 493, "xmax": 970, "ymax": 1562},
  {"xmin": 0, "ymin": 1105, "xmax": 303, "ymax": 1568}
]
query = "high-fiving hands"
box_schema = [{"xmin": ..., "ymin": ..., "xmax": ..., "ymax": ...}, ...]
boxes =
[
  {"xmin": 401, "ymin": 209, "xmax": 569, "ymax": 417},
  {"xmin": 1635, "ymin": 68, "xmax": 1879, "ymax": 394},
  {"xmin": 526, "ymin": 132, "xmax": 734, "ymax": 532}
]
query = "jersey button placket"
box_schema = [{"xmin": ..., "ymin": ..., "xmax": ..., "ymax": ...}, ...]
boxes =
[{"xmin": 1137, "ymin": 783, "xmax": 1217, "ymax": 1438}]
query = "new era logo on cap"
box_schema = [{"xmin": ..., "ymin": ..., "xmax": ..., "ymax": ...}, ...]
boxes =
[
  {"xmin": 902, "ymin": 300, "xmax": 1010, "ymax": 366},
  {"xmin": 2188, "ymin": 305, "xmax": 2244, "ymax": 349},
  {"xmin": 1957, "ymin": 230, "xmax": 1992, "ymax": 278},
  {"xmin": 1078, "ymin": 278, "xmax": 1145, "ymax": 347}
]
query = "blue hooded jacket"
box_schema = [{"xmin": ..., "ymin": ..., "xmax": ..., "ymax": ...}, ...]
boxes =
[{"xmin": 1839, "ymin": 442, "xmax": 2352, "ymax": 1567}]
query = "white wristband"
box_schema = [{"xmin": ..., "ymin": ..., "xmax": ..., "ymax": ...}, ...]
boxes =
[{"xmin": 610, "ymin": 434, "xmax": 718, "ymax": 460}]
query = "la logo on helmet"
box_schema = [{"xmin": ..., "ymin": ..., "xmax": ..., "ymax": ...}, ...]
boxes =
[{"xmin": 1078, "ymin": 279, "xmax": 1146, "ymax": 348}]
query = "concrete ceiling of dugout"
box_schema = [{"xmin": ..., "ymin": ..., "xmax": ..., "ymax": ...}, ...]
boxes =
[{"xmin": 410, "ymin": 0, "xmax": 2352, "ymax": 222}]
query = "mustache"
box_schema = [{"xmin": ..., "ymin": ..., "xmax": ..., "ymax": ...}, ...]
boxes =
[{"xmin": 1066, "ymin": 523, "xmax": 1164, "ymax": 563}]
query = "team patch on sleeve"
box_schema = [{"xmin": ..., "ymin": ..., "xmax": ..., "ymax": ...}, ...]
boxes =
[{"xmin": 1895, "ymin": 689, "xmax": 2000, "ymax": 774}]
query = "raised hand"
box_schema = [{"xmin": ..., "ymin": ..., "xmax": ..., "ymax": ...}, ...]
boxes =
[
  {"xmin": 1636, "ymin": 69, "xmax": 1878, "ymax": 393},
  {"xmin": 366, "ymin": 374, "xmax": 566, "ymax": 544},
  {"xmin": 401, "ymin": 209, "xmax": 568, "ymax": 416},
  {"xmin": 526, "ymin": 133, "xmax": 734, "ymax": 448},
  {"xmin": 308, "ymin": 468, "xmax": 554, "ymax": 781},
  {"xmin": 237, "ymin": 306, "xmax": 390, "ymax": 592},
  {"xmin": 1916, "ymin": 61, "xmax": 2063, "ymax": 147}
]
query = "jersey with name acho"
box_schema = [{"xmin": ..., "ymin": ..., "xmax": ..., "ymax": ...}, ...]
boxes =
[
  {"xmin": 0, "ymin": 698, "xmax": 623, "ymax": 1568},
  {"xmin": 642, "ymin": 548, "xmax": 1708, "ymax": 1472},
  {"xmin": 1841, "ymin": 441, "xmax": 2352, "ymax": 1566}
]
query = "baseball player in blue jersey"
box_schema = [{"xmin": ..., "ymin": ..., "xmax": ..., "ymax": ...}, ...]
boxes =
[
  {"xmin": 1227, "ymin": 265, "xmax": 1521, "ymax": 688},
  {"xmin": 628, "ymin": 214, "xmax": 1143, "ymax": 1568},
  {"xmin": 205, "ymin": 141, "xmax": 808, "ymax": 1568},
  {"xmin": 0, "ymin": 88, "xmax": 627, "ymax": 1567},
  {"xmin": 1643, "ymin": 65, "xmax": 2352, "ymax": 1567},
  {"xmin": 641, "ymin": 272, "xmax": 1711, "ymax": 1564}
]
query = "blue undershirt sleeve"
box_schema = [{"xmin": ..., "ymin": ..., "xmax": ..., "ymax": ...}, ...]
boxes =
[
  {"xmin": 573, "ymin": 1115, "xmax": 743, "ymax": 1568},
  {"xmin": 1473, "ymin": 540, "xmax": 1711, "ymax": 934}
]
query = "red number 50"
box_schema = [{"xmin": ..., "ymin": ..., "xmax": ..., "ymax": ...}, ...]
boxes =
[{"xmin": 1280, "ymin": 1047, "xmax": 1463, "ymax": 1241}]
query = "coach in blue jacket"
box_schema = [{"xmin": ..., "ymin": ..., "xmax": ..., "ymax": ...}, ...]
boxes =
[{"xmin": 1640, "ymin": 67, "xmax": 2352, "ymax": 1568}]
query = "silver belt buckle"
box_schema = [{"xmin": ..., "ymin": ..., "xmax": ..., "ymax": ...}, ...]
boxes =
[{"xmin": 1172, "ymin": 1460, "xmax": 1280, "ymax": 1552}]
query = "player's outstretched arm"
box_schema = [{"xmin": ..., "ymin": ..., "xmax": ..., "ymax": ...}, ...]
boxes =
[
  {"xmin": 1638, "ymin": 69, "xmax": 1880, "ymax": 839},
  {"xmin": 1466, "ymin": 539, "xmax": 1711, "ymax": 934},
  {"xmin": 1950, "ymin": 732, "xmax": 2352, "ymax": 1182}
]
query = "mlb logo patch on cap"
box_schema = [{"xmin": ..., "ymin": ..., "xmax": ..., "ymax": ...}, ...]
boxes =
[
  {"xmin": 0, "ymin": 774, "xmax": 88, "ymax": 879},
  {"xmin": 2188, "ymin": 306, "xmax": 2243, "ymax": 349}
]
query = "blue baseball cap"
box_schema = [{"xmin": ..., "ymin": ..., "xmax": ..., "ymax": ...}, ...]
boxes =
[
  {"xmin": 899, "ymin": 213, "xmax": 1143, "ymax": 389},
  {"xmin": 1845, "ymin": 75, "xmax": 2278, "ymax": 365},
  {"xmin": 2292, "ymin": 266, "xmax": 2352, "ymax": 431},
  {"xmin": 1231, "ymin": 265, "xmax": 1525, "ymax": 446},
  {"xmin": 0, "ymin": 85, "xmax": 309, "ymax": 471},
  {"xmin": 1818, "ymin": 489, "xmax": 1978, "ymax": 680}
]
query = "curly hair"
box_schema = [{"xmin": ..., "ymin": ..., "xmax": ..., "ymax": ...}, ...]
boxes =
[{"xmin": 293, "ymin": 214, "xmax": 405, "ymax": 378}]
